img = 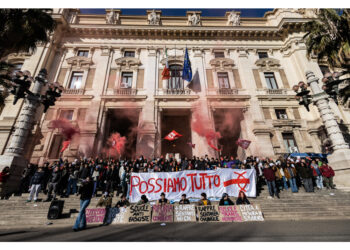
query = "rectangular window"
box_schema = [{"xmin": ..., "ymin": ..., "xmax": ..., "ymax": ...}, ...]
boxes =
[
  {"xmin": 77, "ymin": 50, "xmax": 89, "ymax": 57},
  {"xmin": 69, "ymin": 72, "xmax": 84, "ymax": 89},
  {"xmin": 217, "ymin": 72, "xmax": 230, "ymax": 89},
  {"xmin": 121, "ymin": 72, "xmax": 133, "ymax": 88},
  {"xmin": 258, "ymin": 52, "xmax": 268, "ymax": 59},
  {"xmin": 60, "ymin": 110, "xmax": 74, "ymax": 120},
  {"xmin": 124, "ymin": 51, "xmax": 135, "ymax": 57},
  {"xmin": 282, "ymin": 133, "xmax": 298, "ymax": 153},
  {"xmin": 275, "ymin": 109, "xmax": 288, "ymax": 120},
  {"xmin": 214, "ymin": 52, "xmax": 225, "ymax": 58},
  {"xmin": 264, "ymin": 72, "xmax": 278, "ymax": 89}
]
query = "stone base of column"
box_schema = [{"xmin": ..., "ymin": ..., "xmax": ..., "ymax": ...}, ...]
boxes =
[
  {"xmin": 0, "ymin": 154, "xmax": 28, "ymax": 194},
  {"xmin": 327, "ymin": 148, "xmax": 350, "ymax": 188}
]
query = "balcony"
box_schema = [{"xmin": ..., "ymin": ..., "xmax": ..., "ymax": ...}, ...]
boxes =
[
  {"xmin": 206, "ymin": 88, "xmax": 239, "ymax": 96},
  {"xmin": 272, "ymin": 119, "xmax": 302, "ymax": 128},
  {"xmin": 265, "ymin": 89, "xmax": 287, "ymax": 95},
  {"xmin": 114, "ymin": 88, "xmax": 137, "ymax": 95},
  {"xmin": 155, "ymin": 88, "xmax": 199, "ymax": 101},
  {"xmin": 62, "ymin": 88, "xmax": 85, "ymax": 95}
]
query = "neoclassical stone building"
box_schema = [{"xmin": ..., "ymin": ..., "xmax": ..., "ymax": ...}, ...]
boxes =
[{"xmin": 1, "ymin": 8, "xmax": 349, "ymax": 164}]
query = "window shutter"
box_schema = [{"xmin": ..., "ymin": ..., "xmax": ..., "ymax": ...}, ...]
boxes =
[
  {"xmin": 85, "ymin": 68, "xmax": 95, "ymax": 89},
  {"xmin": 262, "ymin": 107, "xmax": 271, "ymax": 119},
  {"xmin": 279, "ymin": 69, "xmax": 290, "ymax": 88},
  {"xmin": 206, "ymin": 69, "xmax": 214, "ymax": 88},
  {"xmin": 233, "ymin": 69, "xmax": 242, "ymax": 89},
  {"xmin": 158, "ymin": 69, "xmax": 163, "ymax": 89},
  {"xmin": 107, "ymin": 69, "xmax": 117, "ymax": 89},
  {"xmin": 252, "ymin": 69, "xmax": 263, "ymax": 88},
  {"xmin": 293, "ymin": 107, "xmax": 301, "ymax": 120},
  {"xmin": 57, "ymin": 68, "xmax": 67, "ymax": 85},
  {"xmin": 137, "ymin": 69, "xmax": 144, "ymax": 89}
]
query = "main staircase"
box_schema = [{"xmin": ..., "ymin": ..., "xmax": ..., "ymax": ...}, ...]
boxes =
[{"xmin": 0, "ymin": 187, "xmax": 350, "ymax": 229}]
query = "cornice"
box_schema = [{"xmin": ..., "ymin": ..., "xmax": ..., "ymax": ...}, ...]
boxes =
[{"xmin": 66, "ymin": 18, "xmax": 309, "ymax": 41}]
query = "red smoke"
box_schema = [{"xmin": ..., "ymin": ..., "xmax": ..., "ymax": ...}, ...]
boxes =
[
  {"xmin": 191, "ymin": 104, "xmax": 222, "ymax": 152},
  {"xmin": 51, "ymin": 119, "xmax": 80, "ymax": 141},
  {"xmin": 51, "ymin": 119, "xmax": 80, "ymax": 153},
  {"xmin": 106, "ymin": 132, "xmax": 127, "ymax": 157}
]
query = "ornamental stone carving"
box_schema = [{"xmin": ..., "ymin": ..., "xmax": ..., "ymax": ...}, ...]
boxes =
[
  {"xmin": 160, "ymin": 56, "xmax": 184, "ymax": 66},
  {"xmin": 66, "ymin": 56, "xmax": 93, "ymax": 68},
  {"xmin": 115, "ymin": 57, "xmax": 142, "ymax": 70},
  {"xmin": 255, "ymin": 58, "xmax": 281, "ymax": 71},
  {"xmin": 227, "ymin": 11, "xmax": 240, "ymax": 26},
  {"xmin": 188, "ymin": 12, "xmax": 201, "ymax": 26},
  {"xmin": 147, "ymin": 10, "xmax": 161, "ymax": 25},
  {"xmin": 106, "ymin": 9, "xmax": 120, "ymax": 24},
  {"xmin": 209, "ymin": 58, "xmax": 235, "ymax": 71}
]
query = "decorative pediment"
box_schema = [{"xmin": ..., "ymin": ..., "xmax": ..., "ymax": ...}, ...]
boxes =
[
  {"xmin": 66, "ymin": 56, "xmax": 93, "ymax": 68},
  {"xmin": 209, "ymin": 58, "xmax": 235, "ymax": 70},
  {"xmin": 115, "ymin": 57, "xmax": 142, "ymax": 70},
  {"xmin": 160, "ymin": 56, "xmax": 184, "ymax": 66},
  {"xmin": 255, "ymin": 58, "xmax": 280, "ymax": 70}
]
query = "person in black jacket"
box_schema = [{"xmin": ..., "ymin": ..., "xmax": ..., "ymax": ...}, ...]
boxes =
[
  {"xmin": 44, "ymin": 167, "xmax": 62, "ymax": 202},
  {"xmin": 27, "ymin": 167, "xmax": 45, "ymax": 202},
  {"xmin": 219, "ymin": 193, "xmax": 234, "ymax": 206},
  {"xmin": 297, "ymin": 161, "xmax": 314, "ymax": 193},
  {"xmin": 236, "ymin": 191, "xmax": 251, "ymax": 205},
  {"xmin": 73, "ymin": 176, "xmax": 94, "ymax": 231},
  {"xmin": 179, "ymin": 194, "xmax": 190, "ymax": 204}
]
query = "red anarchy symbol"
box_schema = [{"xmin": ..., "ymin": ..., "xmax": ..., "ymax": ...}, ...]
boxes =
[{"xmin": 223, "ymin": 171, "xmax": 250, "ymax": 192}]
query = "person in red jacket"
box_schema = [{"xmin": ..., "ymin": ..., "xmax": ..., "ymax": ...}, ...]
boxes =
[
  {"xmin": 0, "ymin": 167, "xmax": 10, "ymax": 200},
  {"xmin": 320, "ymin": 164, "xmax": 336, "ymax": 189},
  {"xmin": 263, "ymin": 163, "xmax": 280, "ymax": 199}
]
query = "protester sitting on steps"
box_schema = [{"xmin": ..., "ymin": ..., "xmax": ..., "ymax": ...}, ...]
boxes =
[
  {"xmin": 198, "ymin": 192, "xmax": 211, "ymax": 206},
  {"xmin": 236, "ymin": 191, "xmax": 251, "ymax": 205},
  {"xmin": 137, "ymin": 194, "xmax": 149, "ymax": 205},
  {"xmin": 157, "ymin": 192, "xmax": 169, "ymax": 205},
  {"xmin": 73, "ymin": 176, "xmax": 94, "ymax": 232},
  {"xmin": 219, "ymin": 193, "xmax": 234, "ymax": 206},
  {"xmin": 116, "ymin": 194, "xmax": 130, "ymax": 208},
  {"xmin": 179, "ymin": 194, "xmax": 190, "ymax": 204}
]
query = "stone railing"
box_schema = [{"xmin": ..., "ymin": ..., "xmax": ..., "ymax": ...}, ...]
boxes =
[
  {"xmin": 157, "ymin": 88, "xmax": 192, "ymax": 95},
  {"xmin": 265, "ymin": 89, "xmax": 287, "ymax": 95},
  {"xmin": 62, "ymin": 88, "xmax": 85, "ymax": 95},
  {"xmin": 206, "ymin": 88, "xmax": 239, "ymax": 95},
  {"xmin": 114, "ymin": 88, "xmax": 137, "ymax": 95}
]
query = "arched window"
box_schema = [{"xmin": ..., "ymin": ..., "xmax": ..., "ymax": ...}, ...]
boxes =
[{"xmin": 168, "ymin": 64, "xmax": 183, "ymax": 89}]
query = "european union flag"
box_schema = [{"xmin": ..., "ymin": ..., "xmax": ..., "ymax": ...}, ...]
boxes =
[{"xmin": 182, "ymin": 48, "xmax": 192, "ymax": 82}]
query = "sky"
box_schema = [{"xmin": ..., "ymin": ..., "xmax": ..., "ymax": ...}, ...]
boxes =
[{"xmin": 79, "ymin": 9, "xmax": 273, "ymax": 18}]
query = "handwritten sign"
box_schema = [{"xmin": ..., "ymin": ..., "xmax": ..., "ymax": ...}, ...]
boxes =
[
  {"xmin": 107, "ymin": 207, "xmax": 128, "ymax": 224},
  {"xmin": 86, "ymin": 208, "xmax": 106, "ymax": 224},
  {"xmin": 152, "ymin": 204, "xmax": 174, "ymax": 223},
  {"xmin": 239, "ymin": 205, "xmax": 264, "ymax": 221},
  {"xmin": 218, "ymin": 206, "xmax": 243, "ymax": 222},
  {"xmin": 197, "ymin": 205, "xmax": 220, "ymax": 222},
  {"xmin": 174, "ymin": 204, "xmax": 196, "ymax": 222},
  {"xmin": 128, "ymin": 205, "xmax": 151, "ymax": 223}
]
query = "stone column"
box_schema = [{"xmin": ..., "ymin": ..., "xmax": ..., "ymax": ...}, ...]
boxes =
[
  {"xmin": 0, "ymin": 69, "xmax": 48, "ymax": 193},
  {"xmin": 306, "ymin": 70, "xmax": 350, "ymax": 188}
]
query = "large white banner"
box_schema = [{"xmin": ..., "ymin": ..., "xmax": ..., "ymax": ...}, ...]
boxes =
[{"xmin": 129, "ymin": 169, "xmax": 256, "ymax": 203}]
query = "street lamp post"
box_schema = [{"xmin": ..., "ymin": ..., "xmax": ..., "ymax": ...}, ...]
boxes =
[
  {"xmin": 0, "ymin": 68, "xmax": 62, "ymax": 194},
  {"xmin": 294, "ymin": 70, "xmax": 350, "ymax": 188}
]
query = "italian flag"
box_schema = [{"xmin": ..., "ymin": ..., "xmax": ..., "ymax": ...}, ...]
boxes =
[{"xmin": 161, "ymin": 48, "xmax": 170, "ymax": 80}]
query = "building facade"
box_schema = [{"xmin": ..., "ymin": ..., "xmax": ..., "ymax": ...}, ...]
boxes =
[{"xmin": 1, "ymin": 8, "xmax": 350, "ymax": 164}]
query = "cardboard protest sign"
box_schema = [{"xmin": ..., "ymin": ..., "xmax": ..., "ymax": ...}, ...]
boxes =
[
  {"xmin": 197, "ymin": 205, "xmax": 220, "ymax": 222},
  {"xmin": 127, "ymin": 204, "xmax": 152, "ymax": 223},
  {"xmin": 108, "ymin": 207, "xmax": 128, "ymax": 224},
  {"xmin": 152, "ymin": 204, "xmax": 174, "ymax": 223},
  {"xmin": 174, "ymin": 204, "xmax": 196, "ymax": 222},
  {"xmin": 218, "ymin": 206, "xmax": 243, "ymax": 222},
  {"xmin": 86, "ymin": 208, "xmax": 106, "ymax": 224},
  {"xmin": 239, "ymin": 204, "xmax": 264, "ymax": 221}
]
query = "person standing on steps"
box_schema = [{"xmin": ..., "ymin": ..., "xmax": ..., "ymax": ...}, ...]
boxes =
[
  {"xmin": 44, "ymin": 166, "xmax": 62, "ymax": 202},
  {"xmin": 0, "ymin": 167, "xmax": 10, "ymax": 200},
  {"xmin": 263, "ymin": 163, "xmax": 280, "ymax": 199},
  {"xmin": 26, "ymin": 167, "xmax": 45, "ymax": 202},
  {"xmin": 73, "ymin": 176, "xmax": 94, "ymax": 232}
]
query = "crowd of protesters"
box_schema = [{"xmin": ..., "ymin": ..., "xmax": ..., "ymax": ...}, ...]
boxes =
[{"xmin": 0, "ymin": 154, "xmax": 336, "ymax": 202}]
